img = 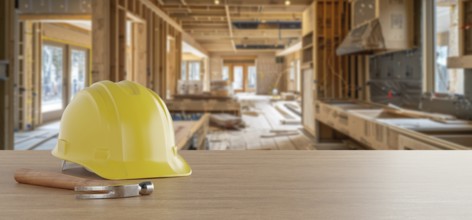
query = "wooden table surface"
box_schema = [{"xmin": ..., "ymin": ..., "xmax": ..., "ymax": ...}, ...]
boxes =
[{"xmin": 2, "ymin": 151, "xmax": 472, "ymax": 219}]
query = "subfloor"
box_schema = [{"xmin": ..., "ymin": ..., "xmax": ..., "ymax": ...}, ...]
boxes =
[
  {"xmin": 14, "ymin": 121, "xmax": 60, "ymax": 150},
  {"xmin": 207, "ymin": 94, "xmax": 316, "ymax": 150}
]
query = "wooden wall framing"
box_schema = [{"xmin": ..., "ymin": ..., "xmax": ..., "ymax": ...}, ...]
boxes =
[
  {"xmin": 17, "ymin": 21, "xmax": 42, "ymax": 131},
  {"xmin": 301, "ymin": 0, "xmax": 360, "ymax": 139},
  {"xmin": 92, "ymin": 0, "xmax": 182, "ymax": 98}
]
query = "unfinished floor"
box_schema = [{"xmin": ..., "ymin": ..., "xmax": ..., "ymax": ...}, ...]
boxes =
[{"xmin": 207, "ymin": 94, "xmax": 316, "ymax": 150}]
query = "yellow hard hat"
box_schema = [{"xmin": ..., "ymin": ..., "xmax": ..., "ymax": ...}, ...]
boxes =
[{"xmin": 52, "ymin": 80, "xmax": 192, "ymax": 180}]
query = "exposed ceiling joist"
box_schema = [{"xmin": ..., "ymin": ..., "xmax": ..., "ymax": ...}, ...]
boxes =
[
  {"xmin": 161, "ymin": 0, "xmax": 306, "ymax": 52},
  {"xmin": 162, "ymin": 0, "xmax": 311, "ymax": 6},
  {"xmin": 225, "ymin": 5, "xmax": 236, "ymax": 51}
]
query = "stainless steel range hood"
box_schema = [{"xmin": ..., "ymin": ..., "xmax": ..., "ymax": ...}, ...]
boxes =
[{"xmin": 336, "ymin": 19, "xmax": 385, "ymax": 56}]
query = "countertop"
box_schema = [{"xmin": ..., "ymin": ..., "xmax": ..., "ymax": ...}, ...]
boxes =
[{"xmin": 2, "ymin": 151, "xmax": 472, "ymax": 219}]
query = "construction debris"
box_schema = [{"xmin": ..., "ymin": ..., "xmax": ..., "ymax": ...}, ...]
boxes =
[
  {"xmin": 210, "ymin": 113, "xmax": 244, "ymax": 129},
  {"xmin": 281, "ymin": 92, "xmax": 297, "ymax": 101},
  {"xmin": 242, "ymin": 111, "xmax": 259, "ymax": 117},
  {"xmin": 274, "ymin": 102, "xmax": 302, "ymax": 125},
  {"xmin": 284, "ymin": 103, "xmax": 302, "ymax": 116},
  {"xmin": 210, "ymin": 80, "xmax": 233, "ymax": 97},
  {"xmin": 260, "ymin": 130, "xmax": 299, "ymax": 138}
]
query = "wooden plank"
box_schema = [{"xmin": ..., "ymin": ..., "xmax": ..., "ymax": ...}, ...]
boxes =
[
  {"xmin": 225, "ymin": 5, "xmax": 236, "ymax": 51},
  {"xmin": 288, "ymin": 133, "xmax": 316, "ymax": 150},
  {"xmin": 18, "ymin": 14, "xmax": 91, "ymax": 21},
  {"xmin": 273, "ymin": 136, "xmax": 297, "ymax": 150},
  {"xmin": 140, "ymin": 0, "xmax": 183, "ymax": 32}
]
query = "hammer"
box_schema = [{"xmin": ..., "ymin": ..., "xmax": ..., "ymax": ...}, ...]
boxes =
[{"xmin": 14, "ymin": 169, "xmax": 154, "ymax": 199}]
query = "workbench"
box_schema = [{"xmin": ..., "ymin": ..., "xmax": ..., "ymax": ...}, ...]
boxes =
[{"xmin": 2, "ymin": 151, "xmax": 472, "ymax": 219}]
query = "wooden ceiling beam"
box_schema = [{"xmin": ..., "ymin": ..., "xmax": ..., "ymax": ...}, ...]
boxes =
[
  {"xmin": 162, "ymin": 0, "xmax": 312, "ymax": 6},
  {"xmin": 225, "ymin": 5, "xmax": 236, "ymax": 51},
  {"xmin": 170, "ymin": 12, "xmax": 227, "ymax": 16}
]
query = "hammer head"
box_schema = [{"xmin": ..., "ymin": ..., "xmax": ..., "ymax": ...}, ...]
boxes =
[{"xmin": 74, "ymin": 181, "xmax": 154, "ymax": 199}]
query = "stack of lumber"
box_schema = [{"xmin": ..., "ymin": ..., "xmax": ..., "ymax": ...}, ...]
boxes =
[
  {"xmin": 210, "ymin": 80, "xmax": 233, "ymax": 97},
  {"xmin": 177, "ymin": 80, "xmax": 203, "ymax": 95},
  {"xmin": 166, "ymin": 99, "xmax": 241, "ymax": 116},
  {"xmin": 210, "ymin": 114, "xmax": 243, "ymax": 129}
]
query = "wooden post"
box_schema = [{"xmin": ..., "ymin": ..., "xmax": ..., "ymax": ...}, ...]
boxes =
[
  {"xmin": 175, "ymin": 31, "xmax": 182, "ymax": 96},
  {"xmin": 152, "ymin": 15, "xmax": 161, "ymax": 93},
  {"xmin": 92, "ymin": 0, "xmax": 112, "ymax": 82},
  {"xmin": 146, "ymin": 8, "xmax": 153, "ymax": 89},
  {"xmin": 0, "ymin": 0, "xmax": 14, "ymax": 150},
  {"xmin": 134, "ymin": 22, "xmax": 147, "ymax": 86},
  {"xmin": 117, "ymin": 8, "xmax": 126, "ymax": 81}
]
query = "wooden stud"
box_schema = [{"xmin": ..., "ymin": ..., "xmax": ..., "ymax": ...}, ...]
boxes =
[
  {"xmin": 110, "ymin": 0, "xmax": 118, "ymax": 81},
  {"xmin": 342, "ymin": 0, "xmax": 349, "ymax": 98},
  {"xmin": 91, "ymin": 0, "xmax": 111, "ymax": 82},
  {"xmin": 118, "ymin": 9, "xmax": 126, "ymax": 81},
  {"xmin": 33, "ymin": 23, "xmax": 42, "ymax": 127},
  {"xmin": 147, "ymin": 8, "xmax": 153, "ymax": 89},
  {"xmin": 330, "ymin": 1, "xmax": 335, "ymax": 99},
  {"xmin": 322, "ymin": 1, "xmax": 328, "ymax": 99},
  {"xmin": 134, "ymin": 22, "xmax": 147, "ymax": 86},
  {"xmin": 0, "ymin": 0, "xmax": 14, "ymax": 149},
  {"xmin": 153, "ymin": 15, "xmax": 161, "ymax": 93}
]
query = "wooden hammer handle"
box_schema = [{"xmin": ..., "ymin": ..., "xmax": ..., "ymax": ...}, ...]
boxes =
[{"xmin": 14, "ymin": 169, "xmax": 110, "ymax": 190}]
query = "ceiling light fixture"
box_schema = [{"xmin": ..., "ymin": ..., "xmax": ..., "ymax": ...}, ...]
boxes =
[
  {"xmin": 215, "ymin": 0, "xmax": 220, "ymax": 5},
  {"xmin": 285, "ymin": 0, "xmax": 291, "ymax": 6}
]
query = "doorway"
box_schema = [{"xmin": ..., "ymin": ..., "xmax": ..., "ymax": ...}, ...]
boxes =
[
  {"xmin": 223, "ymin": 63, "xmax": 257, "ymax": 93},
  {"xmin": 41, "ymin": 41, "xmax": 90, "ymax": 123}
]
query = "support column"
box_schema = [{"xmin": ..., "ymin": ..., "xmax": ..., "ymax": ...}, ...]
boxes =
[{"xmin": 0, "ymin": 0, "xmax": 15, "ymax": 150}]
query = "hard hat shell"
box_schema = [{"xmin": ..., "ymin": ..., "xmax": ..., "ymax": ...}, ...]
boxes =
[{"xmin": 52, "ymin": 80, "xmax": 192, "ymax": 180}]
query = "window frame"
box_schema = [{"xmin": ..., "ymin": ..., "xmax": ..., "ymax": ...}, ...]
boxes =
[
  {"xmin": 425, "ymin": 0, "xmax": 465, "ymax": 95},
  {"xmin": 181, "ymin": 60, "xmax": 202, "ymax": 81},
  {"xmin": 40, "ymin": 38, "xmax": 90, "ymax": 124}
]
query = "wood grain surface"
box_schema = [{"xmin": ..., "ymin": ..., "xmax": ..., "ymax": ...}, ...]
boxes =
[{"xmin": 2, "ymin": 151, "xmax": 472, "ymax": 219}]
